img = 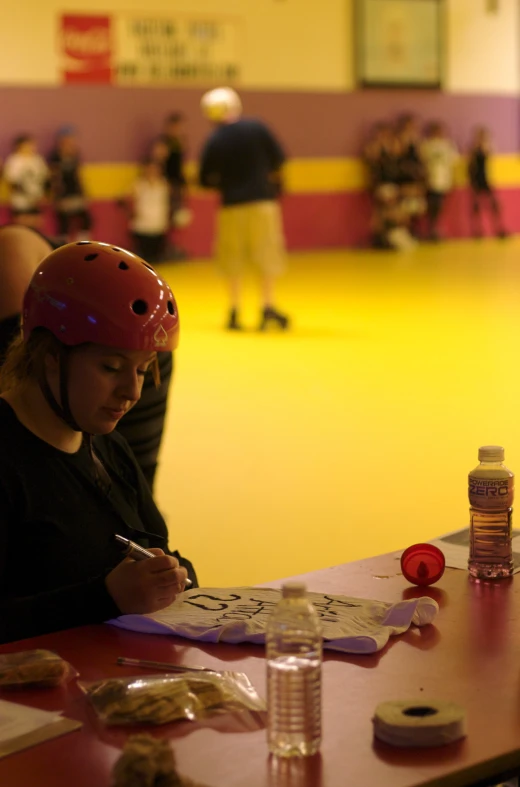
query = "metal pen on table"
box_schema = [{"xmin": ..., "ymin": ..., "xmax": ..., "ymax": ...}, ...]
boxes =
[
  {"xmin": 117, "ymin": 656, "xmax": 216, "ymax": 673},
  {"xmin": 114, "ymin": 534, "xmax": 192, "ymax": 587}
]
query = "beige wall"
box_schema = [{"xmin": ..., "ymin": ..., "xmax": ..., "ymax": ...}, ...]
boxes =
[
  {"xmin": 446, "ymin": 0, "xmax": 519, "ymax": 95},
  {"xmin": 0, "ymin": 0, "xmax": 352, "ymax": 90},
  {"xmin": 0, "ymin": 0, "xmax": 517, "ymax": 94}
]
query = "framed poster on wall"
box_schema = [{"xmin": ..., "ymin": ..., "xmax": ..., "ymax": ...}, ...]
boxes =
[{"xmin": 355, "ymin": 0, "xmax": 443, "ymax": 88}]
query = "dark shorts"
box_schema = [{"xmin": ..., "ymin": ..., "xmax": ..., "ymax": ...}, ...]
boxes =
[
  {"xmin": 11, "ymin": 207, "xmax": 42, "ymax": 216},
  {"xmin": 132, "ymin": 233, "xmax": 167, "ymax": 264},
  {"xmin": 470, "ymin": 183, "xmax": 492, "ymax": 194}
]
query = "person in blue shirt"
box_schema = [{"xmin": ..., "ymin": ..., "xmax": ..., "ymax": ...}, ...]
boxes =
[{"xmin": 199, "ymin": 87, "xmax": 289, "ymax": 332}]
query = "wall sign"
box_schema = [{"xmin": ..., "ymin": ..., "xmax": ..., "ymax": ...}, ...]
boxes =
[{"xmin": 59, "ymin": 13, "xmax": 240, "ymax": 85}]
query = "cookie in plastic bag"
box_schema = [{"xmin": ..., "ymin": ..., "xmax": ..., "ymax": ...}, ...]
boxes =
[
  {"xmin": 0, "ymin": 649, "xmax": 78, "ymax": 688},
  {"xmin": 81, "ymin": 670, "xmax": 265, "ymax": 726}
]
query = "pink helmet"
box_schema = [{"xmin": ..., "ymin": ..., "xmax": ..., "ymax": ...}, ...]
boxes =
[{"xmin": 23, "ymin": 241, "xmax": 179, "ymax": 351}]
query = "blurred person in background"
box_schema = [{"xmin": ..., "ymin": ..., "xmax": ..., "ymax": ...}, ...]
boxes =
[
  {"xmin": 199, "ymin": 87, "xmax": 289, "ymax": 331},
  {"xmin": 149, "ymin": 137, "xmax": 170, "ymax": 173},
  {"xmin": 48, "ymin": 126, "xmax": 92, "ymax": 244},
  {"xmin": 161, "ymin": 112, "xmax": 187, "ymax": 202},
  {"xmin": 160, "ymin": 112, "xmax": 189, "ymax": 260},
  {"xmin": 467, "ymin": 126, "xmax": 508, "ymax": 239},
  {"xmin": 370, "ymin": 184, "xmax": 417, "ymax": 252},
  {"xmin": 3, "ymin": 135, "xmax": 49, "ymax": 230},
  {"xmin": 363, "ymin": 122, "xmax": 416, "ymax": 251},
  {"xmin": 395, "ymin": 114, "xmax": 426, "ymax": 238},
  {"xmin": 420, "ymin": 122, "xmax": 458, "ymax": 241},
  {"xmin": 363, "ymin": 121, "xmax": 401, "ymax": 199},
  {"xmin": 122, "ymin": 159, "xmax": 171, "ymax": 264}
]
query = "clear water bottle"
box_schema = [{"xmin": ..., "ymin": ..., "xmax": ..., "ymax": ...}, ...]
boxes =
[
  {"xmin": 266, "ymin": 582, "xmax": 322, "ymax": 757},
  {"xmin": 468, "ymin": 445, "xmax": 514, "ymax": 579}
]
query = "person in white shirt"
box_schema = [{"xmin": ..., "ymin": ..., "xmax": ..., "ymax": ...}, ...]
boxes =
[
  {"xmin": 3, "ymin": 135, "xmax": 49, "ymax": 230},
  {"xmin": 420, "ymin": 122, "xmax": 458, "ymax": 241},
  {"xmin": 126, "ymin": 160, "xmax": 171, "ymax": 263}
]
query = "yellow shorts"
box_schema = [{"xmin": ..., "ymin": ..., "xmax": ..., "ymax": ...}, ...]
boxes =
[{"xmin": 216, "ymin": 200, "xmax": 286, "ymax": 277}]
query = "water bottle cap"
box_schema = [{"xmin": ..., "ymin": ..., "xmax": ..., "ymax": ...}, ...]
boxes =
[
  {"xmin": 478, "ymin": 445, "xmax": 505, "ymax": 462},
  {"xmin": 400, "ymin": 543, "xmax": 445, "ymax": 586},
  {"xmin": 282, "ymin": 582, "xmax": 306, "ymax": 599}
]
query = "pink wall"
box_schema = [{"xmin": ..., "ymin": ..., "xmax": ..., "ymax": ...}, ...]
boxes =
[{"xmin": 1, "ymin": 187, "xmax": 514, "ymax": 258}]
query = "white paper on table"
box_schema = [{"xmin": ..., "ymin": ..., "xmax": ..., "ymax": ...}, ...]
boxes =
[
  {"xmin": 425, "ymin": 527, "xmax": 520, "ymax": 573},
  {"xmin": 109, "ymin": 587, "xmax": 438, "ymax": 654},
  {"xmin": 0, "ymin": 699, "xmax": 81, "ymax": 759},
  {"xmin": 0, "ymin": 699, "xmax": 62, "ymax": 743}
]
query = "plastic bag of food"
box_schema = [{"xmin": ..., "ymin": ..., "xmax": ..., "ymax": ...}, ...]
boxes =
[
  {"xmin": 0, "ymin": 650, "xmax": 78, "ymax": 688},
  {"xmin": 79, "ymin": 670, "xmax": 265, "ymax": 726}
]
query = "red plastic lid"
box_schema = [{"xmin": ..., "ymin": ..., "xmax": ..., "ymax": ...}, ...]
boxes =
[{"xmin": 400, "ymin": 543, "xmax": 445, "ymax": 586}]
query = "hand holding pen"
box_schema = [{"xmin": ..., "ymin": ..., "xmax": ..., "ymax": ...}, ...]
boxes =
[
  {"xmin": 104, "ymin": 535, "xmax": 191, "ymax": 615},
  {"xmin": 115, "ymin": 535, "xmax": 192, "ymax": 586}
]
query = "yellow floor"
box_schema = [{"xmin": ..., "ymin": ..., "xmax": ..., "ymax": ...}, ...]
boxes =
[{"xmin": 155, "ymin": 239, "xmax": 520, "ymax": 587}]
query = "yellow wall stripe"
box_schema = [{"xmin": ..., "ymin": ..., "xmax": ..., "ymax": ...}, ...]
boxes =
[
  {"xmin": 284, "ymin": 158, "xmax": 367, "ymax": 193},
  {"xmin": 487, "ymin": 155, "xmax": 520, "ymax": 187},
  {"xmin": 3, "ymin": 155, "xmax": 520, "ymax": 202}
]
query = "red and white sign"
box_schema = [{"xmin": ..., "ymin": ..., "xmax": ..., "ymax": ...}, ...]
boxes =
[
  {"xmin": 60, "ymin": 15, "xmax": 112, "ymax": 84},
  {"xmin": 59, "ymin": 13, "xmax": 240, "ymax": 85}
]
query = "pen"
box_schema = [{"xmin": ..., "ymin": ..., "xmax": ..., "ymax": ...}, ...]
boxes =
[
  {"xmin": 117, "ymin": 656, "xmax": 216, "ymax": 673},
  {"xmin": 114, "ymin": 534, "xmax": 192, "ymax": 587}
]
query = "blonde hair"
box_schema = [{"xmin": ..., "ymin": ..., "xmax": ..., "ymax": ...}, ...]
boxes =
[
  {"xmin": 0, "ymin": 329, "xmax": 60, "ymax": 393},
  {"xmin": 0, "ymin": 330, "xmax": 161, "ymax": 393}
]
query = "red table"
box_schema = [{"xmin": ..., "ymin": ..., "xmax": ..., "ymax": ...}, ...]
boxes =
[{"xmin": 1, "ymin": 552, "xmax": 519, "ymax": 787}]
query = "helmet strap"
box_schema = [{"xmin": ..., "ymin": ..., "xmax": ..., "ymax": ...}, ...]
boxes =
[
  {"xmin": 38, "ymin": 344, "xmax": 83, "ymax": 432},
  {"xmin": 38, "ymin": 346, "xmax": 112, "ymax": 494},
  {"xmin": 38, "ymin": 345, "xmax": 82, "ymax": 432}
]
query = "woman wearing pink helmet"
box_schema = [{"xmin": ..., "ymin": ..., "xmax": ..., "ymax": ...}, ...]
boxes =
[{"xmin": 0, "ymin": 240, "xmax": 197, "ymax": 644}]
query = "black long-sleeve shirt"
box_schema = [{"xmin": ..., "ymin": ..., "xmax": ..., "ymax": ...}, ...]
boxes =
[
  {"xmin": 0, "ymin": 398, "xmax": 197, "ymax": 644},
  {"xmin": 199, "ymin": 118, "xmax": 286, "ymax": 206},
  {"xmin": 161, "ymin": 134, "xmax": 186, "ymax": 188}
]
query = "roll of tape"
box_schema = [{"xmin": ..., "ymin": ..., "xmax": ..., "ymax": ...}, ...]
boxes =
[{"xmin": 373, "ymin": 699, "xmax": 466, "ymax": 748}]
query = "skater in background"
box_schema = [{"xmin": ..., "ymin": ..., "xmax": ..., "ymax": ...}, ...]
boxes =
[
  {"xmin": 199, "ymin": 87, "xmax": 289, "ymax": 331},
  {"xmin": 160, "ymin": 113, "xmax": 190, "ymax": 259},
  {"xmin": 161, "ymin": 112, "xmax": 188, "ymax": 206},
  {"xmin": 48, "ymin": 126, "xmax": 92, "ymax": 243},
  {"xmin": 3, "ymin": 135, "xmax": 49, "ymax": 230},
  {"xmin": 420, "ymin": 122, "xmax": 458, "ymax": 241},
  {"xmin": 363, "ymin": 122, "xmax": 417, "ymax": 251},
  {"xmin": 467, "ymin": 126, "xmax": 508, "ymax": 239},
  {"xmin": 123, "ymin": 159, "xmax": 171, "ymax": 264},
  {"xmin": 395, "ymin": 114, "xmax": 425, "ymax": 238}
]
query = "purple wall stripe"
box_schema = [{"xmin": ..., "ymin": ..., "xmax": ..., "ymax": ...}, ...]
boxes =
[{"xmin": 0, "ymin": 86, "xmax": 517, "ymax": 162}]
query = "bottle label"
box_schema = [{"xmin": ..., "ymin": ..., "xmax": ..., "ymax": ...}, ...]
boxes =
[{"xmin": 468, "ymin": 476, "xmax": 514, "ymax": 509}]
